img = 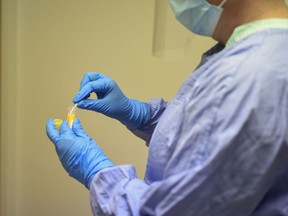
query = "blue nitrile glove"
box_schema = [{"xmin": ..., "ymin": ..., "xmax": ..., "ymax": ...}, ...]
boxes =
[
  {"xmin": 46, "ymin": 118, "xmax": 114, "ymax": 189},
  {"xmin": 73, "ymin": 72, "xmax": 150, "ymax": 129}
]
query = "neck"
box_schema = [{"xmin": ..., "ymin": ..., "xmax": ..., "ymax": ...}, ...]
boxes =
[{"xmin": 212, "ymin": 0, "xmax": 288, "ymax": 44}]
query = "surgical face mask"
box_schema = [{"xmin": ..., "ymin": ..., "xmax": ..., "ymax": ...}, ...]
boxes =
[{"xmin": 168, "ymin": 0, "xmax": 228, "ymax": 36}]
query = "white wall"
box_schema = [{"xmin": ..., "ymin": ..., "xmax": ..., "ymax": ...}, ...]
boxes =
[{"xmin": 0, "ymin": 0, "xmax": 216, "ymax": 215}]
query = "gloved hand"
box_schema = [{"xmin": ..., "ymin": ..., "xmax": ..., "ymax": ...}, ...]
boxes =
[
  {"xmin": 73, "ymin": 72, "xmax": 150, "ymax": 129},
  {"xmin": 46, "ymin": 118, "xmax": 114, "ymax": 189}
]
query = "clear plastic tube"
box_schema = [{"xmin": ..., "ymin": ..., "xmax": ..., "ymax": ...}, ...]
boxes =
[{"xmin": 67, "ymin": 104, "xmax": 77, "ymax": 128}]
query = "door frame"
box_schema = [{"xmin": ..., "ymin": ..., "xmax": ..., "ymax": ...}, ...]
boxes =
[{"xmin": 1, "ymin": 0, "xmax": 19, "ymax": 215}]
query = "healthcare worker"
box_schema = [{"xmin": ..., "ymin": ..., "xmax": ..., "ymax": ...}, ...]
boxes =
[{"xmin": 46, "ymin": 0, "xmax": 288, "ymax": 215}]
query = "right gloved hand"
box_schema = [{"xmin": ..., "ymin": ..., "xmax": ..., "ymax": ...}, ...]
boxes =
[{"xmin": 73, "ymin": 72, "xmax": 150, "ymax": 129}]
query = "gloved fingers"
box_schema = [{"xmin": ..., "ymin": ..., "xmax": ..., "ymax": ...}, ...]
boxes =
[
  {"xmin": 59, "ymin": 120, "xmax": 76, "ymax": 137},
  {"xmin": 77, "ymin": 99, "xmax": 107, "ymax": 113},
  {"xmin": 73, "ymin": 72, "xmax": 100, "ymax": 104},
  {"xmin": 73, "ymin": 79, "xmax": 110, "ymax": 104},
  {"xmin": 46, "ymin": 118, "xmax": 60, "ymax": 144},
  {"xmin": 79, "ymin": 72, "xmax": 101, "ymax": 89},
  {"xmin": 72, "ymin": 118, "xmax": 90, "ymax": 139}
]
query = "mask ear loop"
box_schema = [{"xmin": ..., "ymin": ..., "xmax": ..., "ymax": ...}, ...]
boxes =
[{"xmin": 218, "ymin": 0, "xmax": 228, "ymax": 8}]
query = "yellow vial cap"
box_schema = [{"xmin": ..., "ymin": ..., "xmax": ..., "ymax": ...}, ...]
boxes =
[{"xmin": 53, "ymin": 119, "xmax": 63, "ymax": 130}]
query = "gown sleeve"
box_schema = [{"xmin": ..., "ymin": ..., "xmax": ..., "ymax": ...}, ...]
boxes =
[{"xmin": 129, "ymin": 98, "xmax": 167, "ymax": 144}]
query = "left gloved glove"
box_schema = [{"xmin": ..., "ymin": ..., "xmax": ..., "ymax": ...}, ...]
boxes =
[{"xmin": 46, "ymin": 118, "xmax": 115, "ymax": 189}]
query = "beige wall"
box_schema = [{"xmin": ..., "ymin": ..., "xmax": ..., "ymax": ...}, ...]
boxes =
[{"xmin": 0, "ymin": 0, "xmax": 216, "ymax": 215}]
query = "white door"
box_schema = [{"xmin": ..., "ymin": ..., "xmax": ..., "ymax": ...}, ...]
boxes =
[{"xmin": 0, "ymin": 0, "xmax": 215, "ymax": 215}]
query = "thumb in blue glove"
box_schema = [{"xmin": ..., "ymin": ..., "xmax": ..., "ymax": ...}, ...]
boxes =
[
  {"xmin": 73, "ymin": 72, "xmax": 150, "ymax": 129},
  {"xmin": 46, "ymin": 118, "xmax": 114, "ymax": 189}
]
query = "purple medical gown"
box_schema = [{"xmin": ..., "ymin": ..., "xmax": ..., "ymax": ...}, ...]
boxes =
[{"xmin": 90, "ymin": 28, "xmax": 288, "ymax": 216}]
